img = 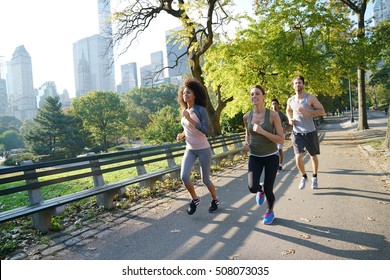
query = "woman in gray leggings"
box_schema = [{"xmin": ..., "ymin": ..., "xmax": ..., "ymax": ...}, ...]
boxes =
[{"xmin": 176, "ymin": 77, "xmax": 219, "ymax": 215}]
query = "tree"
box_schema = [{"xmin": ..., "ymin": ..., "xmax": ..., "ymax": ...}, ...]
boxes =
[
  {"xmin": 368, "ymin": 19, "xmax": 390, "ymax": 148},
  {"xmin": 369, "ymin": 20, "xmax": 390, "ymax": 99},
  {"xmin": 0, "ymin": 116, "xmax": 22, "ymax": 134},
  {"xmin": 22, "ymin": 96, "xmax": 87, "ymax": 159},
  {"xmin": 339, "ymin": 0, "xmax": 372, "ymax": 130},
  {"xmin": 0, "ymin": 130, "xmax": 25, "ymax": 150},
  {"xmin": 111, "ymin": 0, "xmax": 239, "ymax": 136},
  {"xmin": 71, "ymin": 91, "xmax": 128, "ymax": 152},
  {"xmin": 120, "ymin": 84, "xmax": 179, "ymax": 139},
  {"xmin": 142, "ymin": 106, "xmax": 182, "ymax": 144},
  {"xmin": 250, "ymin": 0, "xmax": 373, "ymax": 130},
  {"xmin": 205, "ymin": 0, "xmax": 353, "ymax": 116}
]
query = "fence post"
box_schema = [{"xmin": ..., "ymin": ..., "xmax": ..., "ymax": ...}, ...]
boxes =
[
  {"xmin": 165, "ymin": 147, "xmax": 180, "ymax": 179},
  {"xmin": 21, "ymin": 160, "xmax": 52, "ymax": 233},
  {"xmin": 135, "ymin": 152, "xmax": 150, "ymax": 187},
  {"xmin": 88, "ymin": 154, "xmax": 118, "ymax": 209},
  {"xmin": 234, "ymin": 133, "xmax": 246, "ymax": 156},
  {"xmin": 221, "ymin": 135, "xmax": 229, "ymax": 153}
]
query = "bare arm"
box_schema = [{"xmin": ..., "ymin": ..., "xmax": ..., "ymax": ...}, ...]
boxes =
[
  {"xmin": 243, "ymin": 112, "xmax": 250, "ymax": 151},
  {"xmin": 309, "ymin": 95, "xmax": 325, "ymax": 117},
  {"xmin": 286, "ymin": 97, "xmax": 295, "ymax": 125}
]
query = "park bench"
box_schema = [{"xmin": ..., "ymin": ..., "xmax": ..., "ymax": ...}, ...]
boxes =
[{"xmin": 0, "ymin": 133, "xmax": 245, "ymax": 232}]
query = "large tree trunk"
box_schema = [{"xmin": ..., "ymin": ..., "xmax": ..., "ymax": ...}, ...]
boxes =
[
  {"xmin": 191, "ymin": 66, "xmax": 224, "ymax": 137},
  {"xmin": 356, "ymin": 3, "xmax": 369, "ymax": 130},
  {"xmin": 340, "ymin": 0, "xmax": 369, "ymax": 130},
  {"xmin": 357, "ymin": 67, "xmax": 369, "ymax": 130},
  {"xmin": 188, "ymin": 55, "xmax": 220, "ymax": 136}
]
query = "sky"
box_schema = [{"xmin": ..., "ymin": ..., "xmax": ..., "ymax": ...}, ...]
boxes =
[
  {"xmin": 0, "ymin": 1, "xmax": 373, "ymax": 98},
  {"xmin": 0, "ymin": 0, "xmax": 252, "ymax": 98}
]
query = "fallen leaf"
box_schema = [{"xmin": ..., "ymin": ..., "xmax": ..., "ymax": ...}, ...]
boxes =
[
  {"xmin": 300, "ymin": 234, "xmax": 311, "ymax": 239},
  {"xmin": 282, "ymin": 249, "xmax": 295, "ymax": 255},
  {"xmin": 228, "ymin": 254, "xmax": 240, "ymax": 260},
  {"xmin": 378, "ymin": 201, "xmax": 389, "ymax": 205}
]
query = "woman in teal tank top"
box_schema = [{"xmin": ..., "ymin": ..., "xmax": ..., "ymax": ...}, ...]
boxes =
[{"xmin": 243, "ymin": 85, "xmax": 284, "ymax": 225}]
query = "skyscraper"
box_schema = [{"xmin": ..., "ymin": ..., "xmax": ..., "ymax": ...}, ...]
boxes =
[
  {"xmin": 150, "ymin": 51, "xmax": 165, "ymax": 81},
  {"xmin": 165, "ymin": 27, "xmax": 190, "ymax": 79},
  {"xmin": 37, "ymin": 81, "xmax": 58, "ymax": 109},
  {"xmin": 0, "ymin": 79, "xmax": 8, "ymax": 116},
  {"xmin": 97, "ymin": 0, "xmax": 113, "ymax": 36},
  {"xmin": 374, "ymin": 0, "xmax": 390, "ymax": 24},
  {"xmin": 140, "ymin": 64, "xmax": 153, "ymax": 87},
  {"xmin": 121, "ymin": 62, "xmax": 138, "ymax": 93},
  {"xmin": 73, "ymin": 0, "xmax": 115, "ymax": 97},
  {"xmin": 10, "ymin": 45, "xmax": 37, "ymax": 120}
]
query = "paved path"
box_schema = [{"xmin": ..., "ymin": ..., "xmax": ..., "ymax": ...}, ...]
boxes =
[
  {"xmin": 8, "ymin": 112, "xmax": 390, "ymax": 260},
  {"xmin": 47, "ymin": 113, "xmax": 390, "ymax": 260}
]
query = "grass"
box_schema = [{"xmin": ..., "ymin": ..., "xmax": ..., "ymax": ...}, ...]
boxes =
[{"xmin": 367, "ymin": 138, "xmax": 386, "ymax": 150}]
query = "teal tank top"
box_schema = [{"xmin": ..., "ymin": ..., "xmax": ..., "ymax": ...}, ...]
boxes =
[{"xmin": 248, "ymin": 109, "xmax": 278, "ymax": 156}]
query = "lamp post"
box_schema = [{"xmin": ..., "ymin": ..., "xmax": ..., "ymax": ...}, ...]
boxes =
[{"xmin": 349, "ymin": 78, "xmax": 354, "ymax": 123}]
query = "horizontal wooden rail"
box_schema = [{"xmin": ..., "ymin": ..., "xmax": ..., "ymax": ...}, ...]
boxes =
[{"xmin": 0, "ymin": 132, "xmax": 246, "ymax": 232}]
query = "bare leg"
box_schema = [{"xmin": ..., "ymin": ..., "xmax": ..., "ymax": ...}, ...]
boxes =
[
  {"xmin": 295, "ymin": 153, "xmax": 306, "ymax": 175},
  {"xmin": 184, "ymin": 182, "xmax": 199, "ymax": 200},
  {"xmin": 279, "ymin": 149, "xmax": 284, "ymax": 164},
  {"xmin": 311, "ymin": 155, "xmax": 319, "ymax": 175},
  {"xmin": 207, "ymin": 183, "xmax": 218, "ymax": 200}
]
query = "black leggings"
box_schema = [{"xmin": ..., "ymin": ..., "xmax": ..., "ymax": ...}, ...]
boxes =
[{"xmin": 247, "ymin": 154, "xmax": 279, "ymax": 211}]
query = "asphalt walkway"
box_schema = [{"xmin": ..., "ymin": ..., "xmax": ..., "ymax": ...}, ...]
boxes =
[{"xmin": 8, "ymin": 112, "xmax": 390, "ymax": 260}]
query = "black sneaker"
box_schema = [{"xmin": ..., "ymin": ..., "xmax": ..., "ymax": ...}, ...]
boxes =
[
  {"xmin": 187, "ymin": 198, "xmax": 200, "ymax": 215},
  {"xmin": 208, "ymin": 199, "xmax": 219, "ymax": 213}
]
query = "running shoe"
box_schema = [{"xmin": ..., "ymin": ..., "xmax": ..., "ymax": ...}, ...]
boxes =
[
  {"xmin": 278, "ymin": 165, "xmax": 283, "ymax": 172},
  {"xmin": 311, "ymin": 177, "xmax": 318, "ymax": 189},
  {"xmin": 256, "ymin": 191, "xmax": 265, "ymax": 205},
  {"xmin": 299, "ymin": 177, "xmax": 307, "ymax": 190},
  {"xmin": 187, "ymin": 198, "xmax": 200, "ymax": 215},
  {"xmin": 263, "ymin": 211, "xmax": 275, "ymax": 225},
  {"xmin": 208, "ymin": 199, "xmax": 219, "ymax": 213}
]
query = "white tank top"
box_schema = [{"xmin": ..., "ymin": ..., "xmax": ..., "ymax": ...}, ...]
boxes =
[{"xmin": 289, "ymin": 93, "xmax": 316, "ymax": 133}]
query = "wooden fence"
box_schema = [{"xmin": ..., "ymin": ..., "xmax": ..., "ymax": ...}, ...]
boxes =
[{"xmin": 0, "ymin": 133, "xmax": 246, "ymax": 232}]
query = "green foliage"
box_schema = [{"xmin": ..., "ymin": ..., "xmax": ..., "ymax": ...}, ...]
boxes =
[
  {"xmin": 204, "ymin": 0, "xmax": 354, "ymax": 117},
  {"xmin": 72, "ymin": 91, "xmax": 128, "ymax": 152},
  {"xmin": 0, "ymin": 116, "xmax": 22, "ymax": 134},
  {"xmin": 0, "ymin": 130, "xmax": 25, "ymax": 150},
  {"xmin": 121, "ymin": 84, "xmax": 179, "ymax": 139},
  {"xmin": 220, "ymin": 111, "xmax": 245, "ymax": 134},
  {"xmin": 141, "ymin": 106, "xmax": 182, "ymax": 144},
  {"xmin": 369, "ymin": 20, "xmax": 390, "ymax": 92},
  {"xmin": 2, "ymin": 150, "xmax": 39, "ymax": 166},
  {"xmin": 22, "ymin": 96, "xmax": 87, "ymax": 159}
]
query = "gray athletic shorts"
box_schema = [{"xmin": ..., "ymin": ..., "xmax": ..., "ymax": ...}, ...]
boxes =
[{"xmin": 291, "ymin": 131, "xmax": 320, "ymax": 156}]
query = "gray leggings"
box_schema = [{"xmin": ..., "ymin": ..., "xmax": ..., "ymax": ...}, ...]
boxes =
[{"xmin": 180, "ymin": 147, "xmax": 212, "ymax": 187}]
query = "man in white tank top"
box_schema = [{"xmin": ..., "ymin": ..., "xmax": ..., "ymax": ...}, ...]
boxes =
[{"xmin": 286, "ymin": 76, "xmax": 325, "ymax": 190}]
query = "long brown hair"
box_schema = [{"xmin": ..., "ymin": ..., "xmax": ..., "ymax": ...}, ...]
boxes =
[{"xmin": 177, "ymin": 77, "xmax": 207, "ymax": 108}]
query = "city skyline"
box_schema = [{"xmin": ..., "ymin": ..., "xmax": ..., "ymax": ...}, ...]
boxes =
[
  {"xmin": 1, "ymin": 1, "xmax": 375, "ymax": 100},
  {"xmin": 0, "ymin": 0, "xmax": 253, "ymax": 98},
  {"xmin": 0, "ymin": 0, "xmax": 189, "ymax": 98}
]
